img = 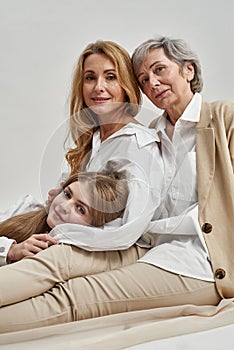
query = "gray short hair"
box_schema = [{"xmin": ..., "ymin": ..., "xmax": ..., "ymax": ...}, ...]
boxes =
[{"xmin": 132, "ymin": 36, "xmax": 203, "ymax": 93}]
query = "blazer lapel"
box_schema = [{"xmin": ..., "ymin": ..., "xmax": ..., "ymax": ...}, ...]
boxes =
[{"xmin": 196, "ymin": 102, "xmax": 215, "ymax": 214}]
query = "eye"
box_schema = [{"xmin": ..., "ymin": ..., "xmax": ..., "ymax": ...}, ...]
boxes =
[
  {"xmin": 63, "ymin": 189, "xmax": 71, "ymax": 199},
  {"xmin": 106, "ymin": 74, "xmax": 116, "ymax": 81},
  {"xmin": 141, "ymin": 77, "xmax": 149, "ymax": 85},
  {"xmin": 154, "ymin": 66, "xmax": 164, "ymax": 74},
  {"xmin": 84, "ymin": 75, "xmax": 95, "ymax": 81},
  {"xmin": 76, "ymin": 205, "xmax": 85, "ymax": 215}
]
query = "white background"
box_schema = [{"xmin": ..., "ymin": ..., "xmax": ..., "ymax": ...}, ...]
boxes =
[{"xmin": 0, "ymin": 0, "xmax": 233, "ymax": 210}]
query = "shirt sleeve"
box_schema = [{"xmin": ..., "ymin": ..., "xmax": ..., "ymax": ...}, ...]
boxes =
[
  {"xmin": 142, "ymin": 203, "xmax": 210, "ymax": 254},
  {"xmin": 0, "ymin": 237, "xmax": 15, "ymax": 266},
  {"xmin": 49, "ymin": 139, "xmax": 164, "ymax": 251}
]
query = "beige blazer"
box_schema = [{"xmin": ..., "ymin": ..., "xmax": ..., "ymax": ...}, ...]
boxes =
[
  {"xmin": 150, "ymin": 100, "xmax": 234, "ymax": 298},
  {"xmin": 197, "ymin": 101, "xmax": 234, "ymax": 298}
]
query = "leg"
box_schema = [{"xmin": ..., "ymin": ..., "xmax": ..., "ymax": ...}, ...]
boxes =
[
  {"xmin": 0, "ymin": 262, "xmax": 221, "ymax": 333},
  {"xmin": 0, "ymin": 244, "xmax": 148, "ymax": 307}
]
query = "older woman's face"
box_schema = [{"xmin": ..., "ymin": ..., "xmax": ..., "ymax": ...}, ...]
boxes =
[
  {"xmin": 137, "ymin": 48, "xmax": 194, "ymax": 113},
  {"xmin": 82, "ymin": 53, "xmax": 126, "ymax": 117}
]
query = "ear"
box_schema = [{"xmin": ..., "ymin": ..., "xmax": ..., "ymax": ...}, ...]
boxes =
[{"xmin": 184, "ymin": 63, "xmax": 195, "ymax": 82}]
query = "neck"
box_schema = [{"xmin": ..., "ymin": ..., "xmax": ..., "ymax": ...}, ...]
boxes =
[
  {"xmin": 166, "ymin": 92, "xmax": 194, "ymax": 125},
  {"xmin": 98, "ymin": 114, "xmax": 139, "ymax": 141}
]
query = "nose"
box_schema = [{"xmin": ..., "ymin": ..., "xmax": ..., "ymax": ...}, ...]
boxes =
[
  {"xmin": 149, "ymin": 74, "xmax": 160, "ymax": 89},
  {"xmin": 94, "ymin": 77, "xmax": 105, "ymax": 92},
  {"xmin": 60, "ymin": 200, "xmax": 71, "ymax": 214}
]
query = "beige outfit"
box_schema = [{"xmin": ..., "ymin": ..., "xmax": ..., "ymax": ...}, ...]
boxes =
[
  {"xmin": 197, "ymin": 101, "xmax": 234, "ymax": 298},
  {"xmin": 149, "ymin": 100, "xmax": 234, "ymax": 298},
  {"xmin": 0, "ymin": 100, "xmax": 233, "ymax": 333}
]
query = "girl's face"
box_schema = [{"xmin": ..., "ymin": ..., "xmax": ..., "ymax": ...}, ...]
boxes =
[
  {"xmin": 82, "ymin": 53, "xmax": 126, "ymax": 117},
  {"xmin": 47, "ymin": 181, "xmax": 93, "ymax": 228},
  {"xmin": 136, "ymin": 48, "xmax": 194, "ymax": 113}
]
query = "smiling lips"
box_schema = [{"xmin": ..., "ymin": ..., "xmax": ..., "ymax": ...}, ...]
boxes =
[
  {"xmin": 91, "ymin": 97, "xmax": 110, "ymax": 103},
  {"xmin": 54, "ymin": 208, "xmax": 64, "ymax": 223}
]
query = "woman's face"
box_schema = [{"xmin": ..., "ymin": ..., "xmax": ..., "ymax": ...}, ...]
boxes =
[
  {"xmin": 136, "ymin": 48, "xmax": 194, "ymax": 113},
  {"xmin": 47, "ymin": 181, "xmax": 93, "ymax": 228},
  {"xmin": 82, "ymin": 53, "xmax": 126, "ymax": 117}
]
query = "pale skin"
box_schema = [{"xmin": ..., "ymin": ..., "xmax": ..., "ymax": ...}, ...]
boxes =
[
  {"xmin": 46, "ymin": 180, "xmax": 93, "ymax": 228},
  {"xmin": 7, "ymin": 234, "xmax": 57, "ymax": 263},
  {"xmin": 137, "ymin": 48, "xmax": 195, "ymax": 124},
  {"xmin": 7, "ymin": 181, "xmax": 93, "ymax": 263},
  {"xmin": 82, "ymin": 53, "xmax": 139, "ymax": 141}
]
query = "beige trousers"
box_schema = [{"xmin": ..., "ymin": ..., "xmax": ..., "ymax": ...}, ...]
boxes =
[{"xmin": 0, "ymin": 244, "xmax": 220, "ymax": 333}]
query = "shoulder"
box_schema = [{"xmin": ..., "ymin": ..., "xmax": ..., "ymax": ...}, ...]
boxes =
[
  {"xmin": 200, "ymin": 100, "xmax": 234, "ymax": 127},
  {"xmin": 209, "ymin": 100, "xmax": 234, "ymax": 114},
  {"xmin": 118, "ymin": 123, "xmax": 160, "ymax": 148},
  {"xmin": 201, "ymin": 100, "xmax": 234, "ymax": 118},
  {"xmin": 210, "ymin": 100, "xmax": 234, "ymax": 131}
]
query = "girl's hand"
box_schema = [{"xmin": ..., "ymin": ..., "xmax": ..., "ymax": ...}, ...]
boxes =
[{"xmin": 7, "ymin": 233, "xmax": 58, "ymax": 263}]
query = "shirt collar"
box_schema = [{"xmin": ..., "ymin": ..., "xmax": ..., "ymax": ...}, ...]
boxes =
[
  {"xmin": 155, "ymin": 92, "xmax": 202, "ymax": 134},
  {"xmin": 95, "ymin": 123, "xmax": 160, "ymax": 148},
  {"xmin": 179, "ymin": 92, "xmax": 202, "ymax": 122}
]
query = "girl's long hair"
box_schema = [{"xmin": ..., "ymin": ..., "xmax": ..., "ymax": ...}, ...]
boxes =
[
  {"xmin": 0, "ymin": 209, "xmax": 49, "ymax": 243},
  {"xmin": 0, "ymin": 170, "xmax": 128, "ymax": 242}
]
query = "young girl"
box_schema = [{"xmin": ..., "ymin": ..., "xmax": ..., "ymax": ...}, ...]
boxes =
[{"xmin": 1, "ymin": 170, "xmax": 128, "ymax": 264}]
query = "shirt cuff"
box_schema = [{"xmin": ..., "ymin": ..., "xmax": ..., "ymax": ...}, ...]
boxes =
[{"xmin": 0, "ymin": 237, "xmax": 16, "ymax": 266}]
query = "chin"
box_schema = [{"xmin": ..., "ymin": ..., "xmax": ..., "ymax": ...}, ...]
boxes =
[
  {"xmin": 46, "ymin": 218, "xmax": 54, "ymax": 229},
  {"xmin": 90, "ymin": 105, "xmax": 111, "ymax": 115}
]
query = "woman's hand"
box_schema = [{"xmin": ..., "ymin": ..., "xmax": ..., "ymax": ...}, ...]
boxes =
[
  {"xmin": 47, "ymin": 188, "xmax": 60, "ymax": 204},
  {"xmin": 7, "ymin": 234, "xmax": 58, "ymax": 263},
  {"xmin": 46, "ymin": 182, "xmax": 64, "ymax": 204}
]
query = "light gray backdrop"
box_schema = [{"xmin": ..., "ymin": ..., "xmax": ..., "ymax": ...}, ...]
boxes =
[{"xmin": 0, "ymin": 0, "xmax": 233, "ymax": 210}]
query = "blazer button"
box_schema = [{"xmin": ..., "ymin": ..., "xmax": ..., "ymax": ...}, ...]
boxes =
[
  {"xmin": 202, "ymin": 223, "xmax": 212, "ymax": 233},
  {"xmin": 215, "ymin": 268, "xmax": 226, "ymax": 279}
]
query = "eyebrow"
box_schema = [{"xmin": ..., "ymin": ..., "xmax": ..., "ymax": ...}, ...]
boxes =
[
  {"xmin": 66, "ymin": 185, "xmax": 91, "ymax": 213},
  {"xmin": 137, "ymin": 60, "xmax": 160, "ymax": 79},
  {"xmin": 84, "ymin": 69, "xmax": 116, "ymax": 74}
]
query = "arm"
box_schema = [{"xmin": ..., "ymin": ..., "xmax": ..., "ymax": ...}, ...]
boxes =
[
  {"xmin": 50, "ymin": 136, "xmax": 164, "ymax": 250},
  {"xmin": 0, "ymin": 131, "xmax": 163, "ymax": 307}
]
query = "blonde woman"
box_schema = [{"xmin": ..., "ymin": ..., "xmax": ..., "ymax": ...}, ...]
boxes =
[
  {"xmin": 0, "ymin": 40, "xmax": 163, "ymax": 267},
  {"xmin": 0, "ymin": 40, "xmax": 164, "ymax": 332}
]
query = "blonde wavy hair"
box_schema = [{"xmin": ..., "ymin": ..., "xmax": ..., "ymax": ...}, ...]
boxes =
[
  {"xmin": 0, "ymin": 170, "xmax": 128, "ymax": 243},
  {"xmin": 66, "ymin": 40, "xmax": 142, "ymax": 175}
]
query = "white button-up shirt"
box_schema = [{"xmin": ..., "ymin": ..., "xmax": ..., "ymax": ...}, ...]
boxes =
[
  {"xmin": 0, "ymin": 123, "xmax": 164, "ymax": 263},
  {"xmin": 139, "ymin": 93, "xmax": 214, "ymax": 281},
  {"xmin": 50, "ymin": 123, "xmax": 164, "ymax": 250}
]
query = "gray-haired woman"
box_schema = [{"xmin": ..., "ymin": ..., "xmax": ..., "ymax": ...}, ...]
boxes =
[{"xmin": 132, "ymin": 36, "xmax": 234, "ymax": 299}]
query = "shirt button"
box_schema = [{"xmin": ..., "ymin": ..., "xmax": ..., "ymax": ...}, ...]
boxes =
[
  {"xmin": 0, "ymin": 247, "xmax": 5, "ymax": 253},
  {"xmin": 202, "ymin": 223, "xmax": 212, "ymax": 233},
  {"xmin": 215, "ymin": 268, "xmax": 226, "ymax": 279}
]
